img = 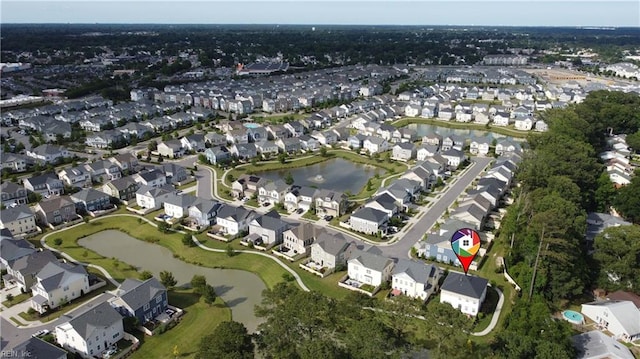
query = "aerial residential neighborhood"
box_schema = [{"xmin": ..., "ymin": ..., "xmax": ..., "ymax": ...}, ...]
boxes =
[{"xmin": 1, "ymin": 11, "xmax": 640, "ymax": 359}]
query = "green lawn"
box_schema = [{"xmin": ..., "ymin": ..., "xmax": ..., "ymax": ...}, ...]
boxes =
[
  {"xmin": 130, "ymin": 290, "xmax": 231, "ymax": 359},
  {"xmin": 2, "ymin": 292, "xmax": 30, "ymax": 308},
  {"xmin": 391, "ymin": 117, "xmax": 534, "ymax": 138}
]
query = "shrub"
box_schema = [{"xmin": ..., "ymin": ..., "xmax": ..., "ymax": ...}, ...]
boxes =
[
  {"xmin": 282, "ymin": 273, "xmax": 295, "ymax": 282},
  {"xmin": 53, "ymin": 238, "xmax": 63, "ymax": 246}
]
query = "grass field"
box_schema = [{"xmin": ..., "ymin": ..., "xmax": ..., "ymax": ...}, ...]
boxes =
[{"xmin": 130, "ymin": 290, "xmax": 231, "ymax": 359}]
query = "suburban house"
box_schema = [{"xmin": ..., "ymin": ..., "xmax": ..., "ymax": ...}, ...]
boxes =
[
  {"xmin": 422, "ymin": 133, "xmax": 443, "ymax": 147},
  {"xmin": 84, "ymin": 160, "xmax": 122, "ymax": 184},
  {"xmin": 101, "ymin": 176, "xmax": 139, "ymax": 202},
  {"xmin": 204, "ymin": 146, "xmax": 231, "ymax": 165},
  {"xmin": 440, "ymin": 272, "xmax": 488, "ymax": 316},
  {"xmin": 70, "ymin": 188, "xmax": 112, "ymax": 213},
  {"xmin": 348, "ymin": 134, "xmax": 367, "ymax": 149},
  {"xmin": 581, "ymin": 301, "xmax": 640, "ymax": 342},
  {"xmin": 450, "ymin": 203, "xmax": 486, "ymax": 230},
  {"xmin": 229, "ymin": 143, "xmax": 258, "ymax": 160},
  {"xmin": 188, "ymin": 198, "xmax": 222, "ymax": 228},
  {"xmin": 204, "ymin": 132, "xmax": 227, "ymax": 147},
  {"xmin": 232, "ymin": 175, "xmax": 267, "ymax": 199},
  {"xmin": 0, "ymin": 205, "xmax": 37, "ymax": 236},
  {"xmin": 157, "ymin": 140, "xmax": 185, "ymax": 158},
  {"xmin": 469, "ymin": 137, "xmax": 491, "ymax": 156},
  {"xmin": 33, "ymin": 196, "xmax": 78, "ymax": 227},
  {"xmin": 57, "ymin": 166, "xmax": 92, "ymax": 189},
  {"xmin": 364, "ymin": 193, "xmax": 399, "ymax": 218},
  {"xmin": 347, "ymin": 249, "xmax": 394, "ymax": 287},
  {"xmin": 255, "ymin": 140, "xmax": 280, "ymax": 157},
  {"xmin": 248, "ymin": 211, "xmax": 290, "ymax": 246},
  {"xmin": 4, "ymin": 249, "xmax": 57, "ymax": 292},
  {"xmin": 283, "ymin": 186, "xmax": 317, "ymax": 212},
  {"xmin": 108, "ymin": 152, "xmax": 139, "ymax": 174},
  {"xmin": 275, "ymin": 137, "xmax": 301, "ymax": 153},
  {"xmin": 0, "ymin": 181, "xmax": 28, "ymax": 207},
  {"xmin": 572, "ymin": 330, "xmax": 636, "ymax": 359},
  {"xmin": 258, "ymin": 180, "xmax": 289, "ymax": 204},
  {"xmin": 108, "ymin": 277, "xmax": 168, "ymax": 325},
  {"xmin": 30, "ymin": 261, "xmax": 89, "ymax": 314},
  {"xmin": 416, "ymin": 144, "xmax": 439, "ymax": 161},
  {"xmin": 0, "ymin": 153, "xmax": 28, "ymax": 173},
  {"xmin": 309, "ymin": 232, "xmax": 354, "ymax": 271},
  {"xmin": 282, "ymin": 223, "xmax": 320, "ymax": 256},
  {"xmin": 4, "ymin": 337, "xmax": 67, "ymax": 359},
  {"xmin": 163, "ymin": 193, "xmax": 198, "ymax": 219},
  {"xmin": 180, "ymin": 134, "xmax": 206, "ymax": 152},
  {"xmin": 135, "ymin": 184, "xmax": 174, "ymax": 210},
  {"xmin": 0, "ymin": 234, "xmax": 36, "ymax": 269},
  {"xmin": 391, "ymin": 259, "xmax": 441, "ymax": 301},
  {"xmin": 23, "ymin": 173, "xmax": 64, "ymax": 197},
  {"xmin": 495, "ymin": 139, "xmax": 521, "ymax": 155},
  {"xmin": 132, "ymin": 169, "xmax": 167, "ymax": 188},
  {"xmin": 215, "ymin": 205, "xmax": 256, "ymax": 236},
  {"xmin": 350, "ymin": 207, "xmax": 389, "ymax": 235},
  {"xmin": 162, "ymin": 163, "xmax": 188, "ymax": 184},
  {"xmin": 363, "ymin": 136, "xmax": 389, "ymax": 154},
  {"xmin": 392, "ymin": 142, "xmax": 416, "ymax": 161},
  {"xmin": 55, "ymin": 301, "xmax": 124, "ymax": 359},
  {"xmin": 315, "ymin": 190, "xmax": 348, "ymax": 217},
  {"xmin": 25, "ymin": 144, "xmax": 70, "ymax": 165}
]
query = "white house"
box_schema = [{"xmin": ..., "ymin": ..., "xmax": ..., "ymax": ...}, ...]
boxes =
[
  {"xmin": 163, "ymin": 193, "xmax": 197, "ymax": 219},
  {"xmin": 55, "ymin": 301, "xmax": 124, "ymax": 359},
  {"xmin": 581, "ymin": 301, "xmax": 640, "ymax": 342},
  {"xmin": 440, "ymin": 272, "xmax": 488, "ymax": 316},
  {"xmin": 215, "ymin": 205, "xmax": 255, "ymax": 236},
  {"xmin": 30, "ymin": 261, "xmax": 89, "ymax": 314},
  {"xmin": 392, "ymin": 142, "xmax": 416, "ymax": 161},
  {"xmin": 363, "ymin": 136, "xmax": 389, "ymax": 154},
  {"xmin": 135, "ymin": 185, "xmax": 173, "ymax": 210},
  {"xmin": 0, "ymin": 205, "xmax": 37, "ymax": 236},
  {"xmin": 349, "ymin": 207, "xmax": 389, "ymax": 235},
  {"xmin": 309, "ymin": 233, "xmax": 354, "ymax": 271},
  {"xmin": 514, "ymin": 117, "xmax": 534, "ymax": 131},
  {"xmin": 347, "ymin": 250, "xmax": 394, "ymax": 287},
  {"xmin": 391, "ymin": 259, "xmax": 441, "ymax": 301},
  {"xmin": 282, "ymin": 223, "xmax": 319, "ymax": 256}
]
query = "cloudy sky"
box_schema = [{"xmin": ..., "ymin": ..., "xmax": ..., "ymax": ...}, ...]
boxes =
[{"xmin": 2, "ymin": 1, "xmax": 639, "ymax": 27}]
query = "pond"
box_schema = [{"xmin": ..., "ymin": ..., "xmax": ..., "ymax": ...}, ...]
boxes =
[
  {"xmin": 406, "ymin": 123, "xmax": 521, "ymax": 142},
  {"xmin": 78, "ymin": 230, "xmax": 266, "ymax": 332},
  {"xmin": 258, "ymin": 157, "xmax": 385, "ymax": 194}
]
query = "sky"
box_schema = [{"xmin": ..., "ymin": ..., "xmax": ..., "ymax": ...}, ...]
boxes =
[{"xmin": 1, "ymin": 1, "xmax": 639, "ymax": 27}]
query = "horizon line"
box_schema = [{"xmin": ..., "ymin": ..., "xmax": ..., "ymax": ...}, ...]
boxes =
[{"xmin": 2, "ymin": 23, "xmax": 638, "ymax": 28}]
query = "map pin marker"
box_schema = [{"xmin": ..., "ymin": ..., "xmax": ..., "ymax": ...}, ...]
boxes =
[{"xmin": 450, "ymin": 228, "xmax": 481, "ymax": 275}]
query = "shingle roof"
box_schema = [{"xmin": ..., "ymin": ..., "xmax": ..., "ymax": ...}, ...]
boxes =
[
  {"xmin": 349, "ymin": 249, "xmax": 393, "ymax": 272},
  {"xmin": 36, "ymin": 196, "xmax": 74, "ymax": 213},
  {"xmin": 0, "ymin": 237, "xmax": 35, "ymax": 264},
  {"xmin": 572, "ymin": 330, "xmax": 635, "ymax": 359},
  {"xmin": 61, "ymin": 301, "xmax": 122, "ymax": 340},
  {"xmin": 36, "ymin": 261, "xmax": 87, "ymax": 292},
  {"xmin": 5, "ymin": 337, "xmax": 67, "ymax": 359},
  {"xmin": 113, "ymin": 277, "xmax": 166, "ymax": 312},
  {"xmin": 315, "ymin": 232, "xmax": 352, "ymax": 256},
  {"xmin": 392, "ymin": 259, "xmax": 437, "ymax": 285},
  {"xmin": 0, "ymin": 204, "xmax": 34, "ymax": 223},
  {"xmin": 441, "ymin": 272, "xmax": 488, "ymax": 299},
  {"xmin": 71, "ymin": 188, "xmax": 109, "ymax": 203},
  {"xmin": 10, "ymin": 250, "xmax": 57, "ymax": 276},
  {"xmin": 352, "ymin": 207, "xmax": 388, "ymax": 223}
]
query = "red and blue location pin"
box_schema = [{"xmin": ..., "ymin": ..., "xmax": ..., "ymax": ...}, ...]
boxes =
[{"xmin": 450, "ymin": 228, "xmax": 481, "ymax": 274}]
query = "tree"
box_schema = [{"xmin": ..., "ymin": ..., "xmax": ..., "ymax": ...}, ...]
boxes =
[
  {"xmin": 366, "ymin": 178, "xmax": 373, "ymax": 191},
  {"xmin": 198, "ymin": 154, "xmax": 207, "ymax": 164},
  {"xmin": 157, "ymin": 222, "xmax": 170, "ymax": 233},
  {"xmin": 284, "ymin": 171, "xmax": 294, "ymax": 185},
  {"xmin": 53, "ymin": 238, "xmax": 63, "ymax": 246},
  {"xmin": 626, "ymin": 130, "xmax": 640, "ymax": 153},
  {"xmin": 594, "ymin": 171, "xmax": 616, "ymax": 212},
  {"xmin": 203, "ymin": 284, "xmax": 217, "ymax": 305},
  {"xmin": 614, "ymin": 170, "xmax": 640, "ymax": 224},
  {"xmin": 319, "ymin": 146, "xmax": 328, "ymax": 157},
  {"xmin": 139, "ymin": 270, "xmax": 153, "ymax": 280},
  {"xmin": 148, "ymin": 141, "xmax": 158, "ymax": 151},
  {"xmin": 182, "ymin": 233, "xmax": 195, "ymax": 247},
  {"xmin": 195, "ymin": 321, "xmax": 253, "ymax": 359},
  {"xmin": 593, "ymin": 225, "xmax": 640, "ymax": 291},
  {"xmin": 160, "ymin": 270, "xmax": 177, "ymax": 289},
  {"xmin": 190, "ymin": 275, "xmax": 207, "ymax": 294},
  {"xmin": 278, "ymin": 153, "xmax": 287, "ymax": 164},
  {"xmin": 225, "ymin": 244, "xmax": 235, "ymax": 257},
  {"xmin": 6, "ymin": 293, "xmax": 14, "ymax": 302}
]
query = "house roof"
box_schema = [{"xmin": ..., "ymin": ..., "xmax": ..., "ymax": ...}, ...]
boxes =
[
  {"xmin": 392, "ymin": 259, "xmax": 437, "ymax": 285},
  {"xmin": 164, "ymin": 193, "xmax": 197, "ymax": 209},
  {"xmin": 607, "ymin": 291, "xmax": 640, "ymax": 309},
  {"xmin": 30, "ymin": 144, "xmax": 67, "ymax": 156},
  {"xmin": 136, "ymin": 169, "xmax": 166, "ymax": 183},
  {"xmin": 0, "ymin": 237, "xmax": 35, "ymax": 264},
  {"xmin": 36, "ymin": 196, "xmax": 75, "ymax": 213},
  {"xmin": 572, "ymin": 330, "xmax": 635, "ymax": 359},
  {"xmin": 9, "ymin": 250, "xmax": 57, "ymax": 276},
  {"xmin": 395, "ymin": 142, "xmax": 415, "ymax": 150},
  {"xmin": 1, "ymin": 181, "xmax": 24, "ymax": 195},
  {"xmin": 24, "ymin": 173, "xmax": 62, "ymax": 188},
  {"xmin": 135, "ymin": 184, "xmax": 174, "ymax": 198},
  {"xmin": 70, "ymin": 188, "xmax": 108, "ymax": 203},
  {"xmin": 162, "ymin": 163, "xmax": 186, "ymax": 176},
  {"xmin": 107, "ymin": 176, "xmax": 138, "ymax": 191},
  {"xmin": 190, "ymin": 198, "xmax": 221, "ymax": 215},
  {"xmin": 6, "ymin": 337, "xmax": 67, "ymax": 359},
  {"xmin": 352, "ymin": 207, "xmax": 388, "ymax": 223},
  {"xmin": 349, "ymin": 249, "xmax": 393, "ymax": 272},
  {"xmin": 370, "ymin": 193, "xmax": 397, "ymax": 211},
  {"xmin": 284, "ymin": 222, "xmax": 320, "ymax": 241},
  {"xmin": 0, "ymin": 204, "xmax": 34, "ymax": 223},
  {"xmin": 112, "ymin": 277, "xmax": 166, "ymax": 312},
  {"xmin": 315, "ymin": 232, "xmax": 352, "ymax": 256},
  {"xmin": 252, "ymin": 211, "xmax": 289, "ymax": 231},
  {"xmin": 217, "ymin": 205, "xmax": 253, "ymax": 222},
  {"xmin": 441, "ymin": 272, "xmax": 488, "ymax": 299},
  {"xmin": 60, "ymin": 301, "xmax": 122, "ymax": 340},
  {"xmin": 582, "ymin": 301, "xmax": 640, "ymax": 336},
  {"xmin": 36, "ymin": 261, "xmax": 87, "ymax": 292}
]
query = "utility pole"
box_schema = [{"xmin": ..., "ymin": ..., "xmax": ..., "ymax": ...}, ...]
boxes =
[{"xmin": 529, "ymin": 225, "xmax": 545, "ymax": 301}]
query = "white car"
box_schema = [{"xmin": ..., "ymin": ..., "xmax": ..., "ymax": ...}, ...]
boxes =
[{"xmin": 32, "ymin": 329, "xmax": 50, "ymax": 337}]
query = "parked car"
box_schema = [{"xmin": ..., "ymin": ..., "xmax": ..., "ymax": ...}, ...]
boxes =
[
  {"xmin": 32, "ymin": 329, "xmax": 50, "ymax": 337},
  {"xmin": 324, "ymin": 215, "xmax": 333, "ymax": 221},
  {"xmin": 262, "ymin": 202, "xmax": 270, "ymax": 207},
  {"xmin": 296, "ymin": 208, "xmax": 303, "ymax": 214}
]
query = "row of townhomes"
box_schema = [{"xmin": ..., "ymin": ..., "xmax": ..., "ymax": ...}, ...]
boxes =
[
  {"xmin": 600, "ymin": 134, "xmax": 637, "ymax": 187},
  {"xmin": 1, "ymin": 228, "xmax": 174, "ymax": 358}
]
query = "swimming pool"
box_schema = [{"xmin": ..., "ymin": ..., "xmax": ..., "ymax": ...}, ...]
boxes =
[
  {"xmin": 243, "ymin": 123, "xmax": 260, "ymax": 129},
  {"xmin": 562, "ymin": 310, "xmax": 584, "ymax": 325}
]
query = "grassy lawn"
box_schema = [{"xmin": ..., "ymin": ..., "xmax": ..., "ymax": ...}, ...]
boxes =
[
  {"xmin": 130, "ymin": 290, "xmax": 231, "ymax": 359},
  {"xmin": 302, "ymin": 211, "xmax": 319, "ymax": 221},
  {"xmin": 2, "ymin": 292, "xmax": 31, "ymax": 308},
  {"xmin": 472, "ymin": 286, "xmax": 500, "ymax": 333},
  {"xmin": 390, "ymin": 117, "xmax": 533, "ymax": 138},
  {"xmin": 175, "ymin": 182, "xmax": 197, "ymax": 191}
]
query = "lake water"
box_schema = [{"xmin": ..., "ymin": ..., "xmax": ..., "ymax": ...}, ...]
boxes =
[
  {"xmin": 406, "ymin": 123, "xmax": 519, "ymax": 142},
  {"xmin": 258, "ymin": 157, "xmax": 384, "ymax": 194},
  {"xmin": 78, "ymin": 230, "xmax": 266, "ymax": 332}
]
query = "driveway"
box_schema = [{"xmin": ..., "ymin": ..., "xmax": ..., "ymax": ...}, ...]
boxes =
[{"xmin": 379, "ymin": 156, "xmax": 493, "ymax": 259}]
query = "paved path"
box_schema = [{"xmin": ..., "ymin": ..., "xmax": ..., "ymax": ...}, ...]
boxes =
[{"xmin": 472, "ymin": 286, "xmax": 504, "ymax": 336}]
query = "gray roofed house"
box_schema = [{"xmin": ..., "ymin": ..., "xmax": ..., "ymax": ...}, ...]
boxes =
[
  {"xmin": 0, "ymin": 235, "xmax": 35, "ymax": 268},
  {"xmin": 109, "ymin": 277, "xmax": 168, "ymax": 324},
  {"xmin": 162, "ymin": 163, "xmax": 188, "ymax": 184},
  {"xmin": 4, "ymin": 249, "xmax": 58, "ymax": 292},
  {"xmin": 391, "ymin": 259, "xmax": 440, "ymax": 301},
  {"xmin": 1, "ymin": 181, "xmax": 28, "ymax": 207},
  {"xmin": 572, "ymin": 330, "xmax": 635, "ymax": 359},
  {"xmin": 3, "ymin": 337, "xmax": 67, "ymax": 359},
  {"xmin": 23, "ymin": 172, "xmax": 64, "ymax": 197},
  {"xmin": 585, "ymin": 212, "xmax": 633, "ymax": 242},
  {"xmin": 450, "ymin": 203, "xmax": 487, "ymax": 230},
  {"xmin": 188, "ymin": 198, "xmax": 222, "ymax": 227},
  {"xmin": 33, "ymin": 195, "xmax": 77, "ymax": 226},
  {"xmin": 0, "ymin": 204, "xmax": 37, "ymax": 236},
  {"xmin": 34, "ymin": 261, "xmax": 87, "ymax": 292},
  {"xmin": 30, "ymin": 261, "xmax": 89, "ymax": 314},
  {"xmin": 441, "ymin": 272, "xmax": 488, "ymax": 301},
  {"xmin": 70, "ymin": 188, "xmax": 111, "ymax": 212},
  {"xmin": 347, "ymin": 249, "xmax": 394, "ymax": 287},
  {"xmin": 364, "ymin": 193, "xmax": 398, "ymax": 217},
  {"xmin": 102, "ymin": 176, "xmax": 139, "ymax": 201},
  {"xmin": 249, "ymin": 210, "xmax": 290, "ymax": 246},
  {"xmin": 163, "ymin": 193, "xmax": 198, "ymax": 218},
  {"xmin": 55, "ymin": 301, "xmax": 124, "ymax": 358}
]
